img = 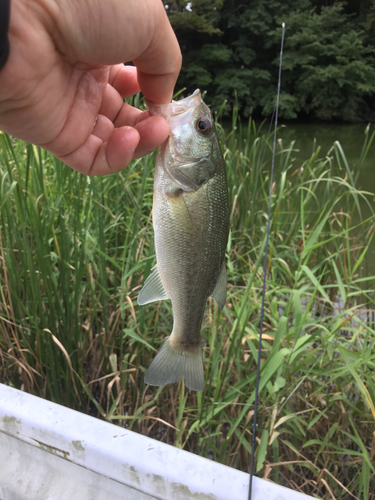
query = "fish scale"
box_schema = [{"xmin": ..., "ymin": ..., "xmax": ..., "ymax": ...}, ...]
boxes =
[{"xmin": 138, "ymin": 89, "xmax": 229, "ymax": 391}]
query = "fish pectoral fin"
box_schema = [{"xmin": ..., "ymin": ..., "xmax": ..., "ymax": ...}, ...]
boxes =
[
  {"xmin": 171, "ymin": 158, "xmax": 215, "ymax": 191},
  {"xmin": 210, "ymin": 262, "xmax": 227, "ymax": 310},
  {"xmin": 137, "ymin": 265, "xmax": 169, "ymax": 305}
]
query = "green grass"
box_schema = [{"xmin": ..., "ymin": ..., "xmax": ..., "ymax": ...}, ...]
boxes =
[{"xmin": 1, "ymin": 109, "xmax": 375, "ymax": 499}]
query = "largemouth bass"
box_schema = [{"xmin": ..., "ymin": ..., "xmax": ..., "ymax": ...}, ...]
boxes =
[{"xmin": 138, "ymin": 89, "xmax": 229, "ymax": 392}]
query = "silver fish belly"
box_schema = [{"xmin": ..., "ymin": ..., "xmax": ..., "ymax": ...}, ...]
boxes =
[{"xmin": 138, "ymin": 89, "xmax": 229, "ymax": 391}]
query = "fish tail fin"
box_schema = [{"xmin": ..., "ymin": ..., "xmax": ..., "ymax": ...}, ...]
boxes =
[{"xmin": 144, "ymin": 337, "xmax": 204, "ymax": 392}]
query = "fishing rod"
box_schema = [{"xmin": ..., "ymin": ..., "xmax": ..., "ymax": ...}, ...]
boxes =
[{"xmin": 248, "ymin": 22, "xmax": 286, "ymax": 500}]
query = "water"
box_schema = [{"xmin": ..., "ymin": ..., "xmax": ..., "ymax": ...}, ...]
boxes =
[
  {"xmin": 227, "ymin": 119, "xmax": 375, "ymax": 274},
  {"xmin": 277, "ymin": 122, "xmax": 375, "ymax": 276},
  {"xmin": 229, "ymin": 120, "xmax": 375, "ymax": 278},
  {"xmin": 277, "ymin": 122, "xmax": 375, "ymax": 195}
]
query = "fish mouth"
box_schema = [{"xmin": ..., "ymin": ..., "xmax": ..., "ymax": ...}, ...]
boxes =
[{"xmin": 145, "ymin": 89, "xmax": 202, "ymax": 120}]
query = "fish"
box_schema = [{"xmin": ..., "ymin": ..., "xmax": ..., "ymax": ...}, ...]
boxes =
[{"xmin": 137, "ymin": 89, "xmax": 229, "ymax": 392}]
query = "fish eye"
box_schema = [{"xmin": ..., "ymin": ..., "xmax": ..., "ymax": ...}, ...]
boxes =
[{"xmin": 196, "ymin": 117, "xmax": 212, "ymax": 136}]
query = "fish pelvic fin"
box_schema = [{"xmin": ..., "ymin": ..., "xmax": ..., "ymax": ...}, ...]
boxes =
[
  {"xmin": 138, "ymin": 265, "xmax": 169, "ymax": 305},
  {"xmin": 144, "ymin": 338, "xmax": 204, "ymax": 392}
]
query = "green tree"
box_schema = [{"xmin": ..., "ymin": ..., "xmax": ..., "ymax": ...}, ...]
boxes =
[
  {"xmin": 164, "ymin": 0, "xmax": 375, "ymax": 121},
  {"xmin": 278, "ymin": 4, "xmax": 375, "ymax": 120},
  {"xmin": 164, "ymin": 1, "xmax": 228, "ymax": 93}
]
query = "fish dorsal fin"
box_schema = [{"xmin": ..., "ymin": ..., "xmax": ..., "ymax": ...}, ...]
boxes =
[
  {"xmin": 137, "ymin": 265, "xmax": 169, "ymax": 305},
  {"xmin": 210, "ymin": 262, "xmax": 227, "ymax": 310}
]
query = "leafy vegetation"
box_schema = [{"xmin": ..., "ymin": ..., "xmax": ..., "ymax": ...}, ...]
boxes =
[
  {"xmin": 1, "ymin": 107, "xmax": 375, "ymax": 497},
  {"xmin": 165, "ymin": 0, "xmax": 375, "ymax": 121}
]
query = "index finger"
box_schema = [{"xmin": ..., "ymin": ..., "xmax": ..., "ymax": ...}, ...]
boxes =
[
  {"xmin": 49, "ymin": 0, "xmax": 181, "ymax": 104},
  {"xmin": 133, "ymin": 3, "xmax": 182, "ymax": 104}
]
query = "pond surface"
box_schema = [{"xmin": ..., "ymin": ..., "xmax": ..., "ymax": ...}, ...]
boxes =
[
  {"xmin": 259, "ymin": 121, "xmax": 375, "ymax": 278},
  {"xmin": 277, "ymin": 122, "xmax": 375, "ymax": 196}
]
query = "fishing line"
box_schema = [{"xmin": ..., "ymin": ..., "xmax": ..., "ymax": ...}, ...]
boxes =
[{"xmin": 248, "ymin": 23, "xmax": 285, "ymax": 500}]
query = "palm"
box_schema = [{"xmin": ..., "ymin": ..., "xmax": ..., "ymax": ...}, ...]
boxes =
[
  {"xmin": 38, "ymin": 61, "xmax": 166, "ymax": 175},
  {"xmin": 5, "ymin": 56, "xmax": 167, "ymax": 175}
]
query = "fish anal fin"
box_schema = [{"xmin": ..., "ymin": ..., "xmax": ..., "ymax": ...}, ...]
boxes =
[
  {"xmin": 145, "ymin": 338, "xmax": 204, "ymax": 392},
  {"xmin": 137, "ymin": 265, "xmax": 168, "ymax": 305},
  {"xmin": 210, "ymin": 262, "xmax": 227, "ymax": 310}
]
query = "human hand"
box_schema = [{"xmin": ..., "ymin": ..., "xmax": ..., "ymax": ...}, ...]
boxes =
[{"xmin": 0, "ymin": 0, "xmax": 181, "ymax": 175}]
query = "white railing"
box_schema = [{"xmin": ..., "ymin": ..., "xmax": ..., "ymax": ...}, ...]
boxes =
[{"xmin": 0, "ymin": 384, "xmax": 314, "ymax": 500}]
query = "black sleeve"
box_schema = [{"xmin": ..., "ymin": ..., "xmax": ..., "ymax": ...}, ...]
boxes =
[{"xmin": 0, "ymin": 0, "xmax": 11, "ymax": 70}]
